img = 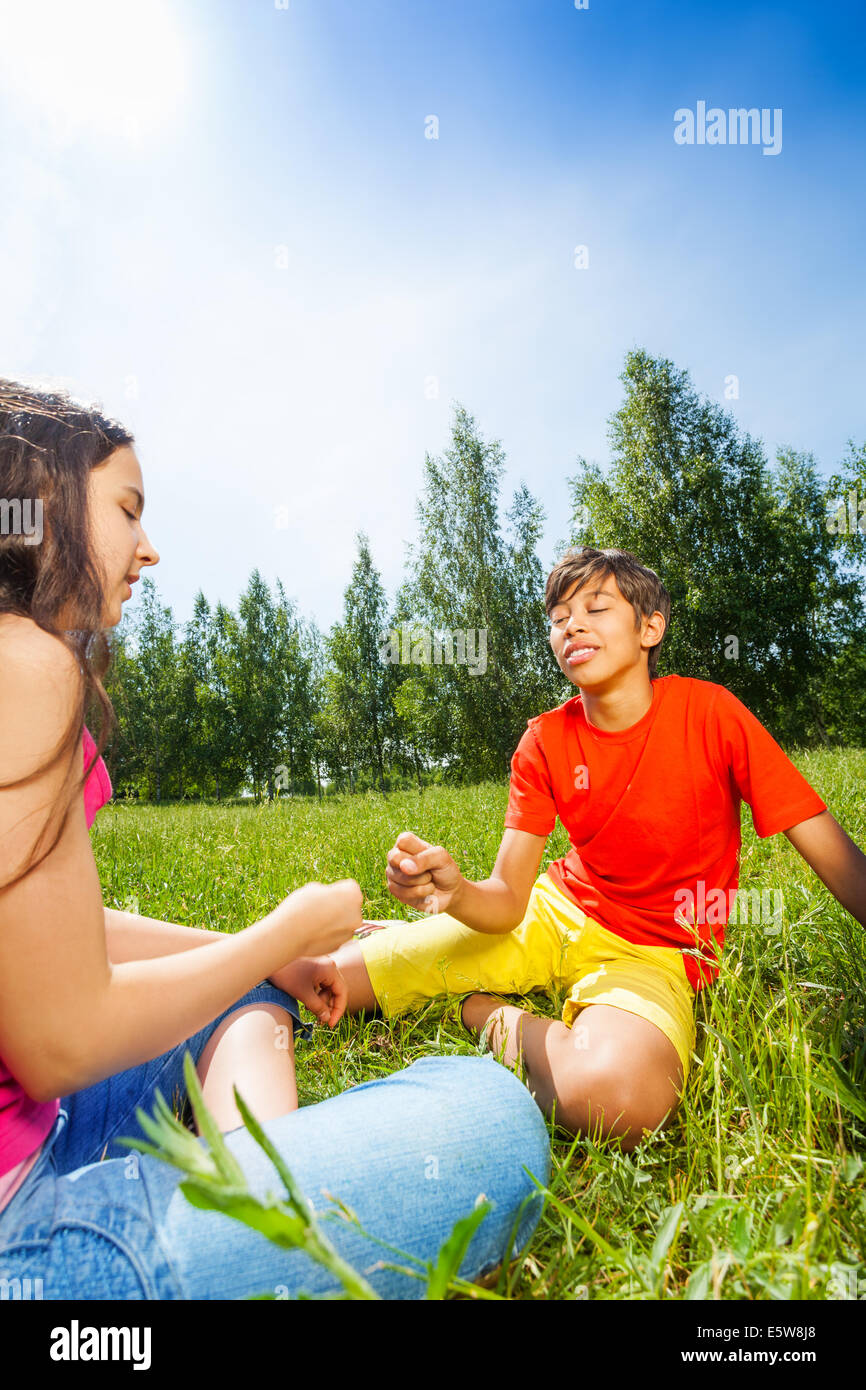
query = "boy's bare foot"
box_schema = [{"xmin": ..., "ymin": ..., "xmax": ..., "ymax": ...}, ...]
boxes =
[{"xmin": 460, "ymin": 991, "xmax": 504, "ymax": 1039}]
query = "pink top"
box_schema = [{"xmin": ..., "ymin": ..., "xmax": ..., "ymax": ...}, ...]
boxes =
[{"xmin": 0, "ymin": 727, "xmax": 112, "ymax": 1208}]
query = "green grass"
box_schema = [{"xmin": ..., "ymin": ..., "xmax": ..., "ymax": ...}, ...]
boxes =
[{"xmin": 91, "ymin": 748, "xmax": 866, "ymax": 1300}]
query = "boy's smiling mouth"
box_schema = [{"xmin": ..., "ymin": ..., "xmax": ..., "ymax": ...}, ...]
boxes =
[{"xmin": 564, "ymin": 641, "xmax": 600, "ymax": 666}]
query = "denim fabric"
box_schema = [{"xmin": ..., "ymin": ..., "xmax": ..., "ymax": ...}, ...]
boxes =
[
  {"xmin": 0, "ymin": 984, "xmax": 550, "ymax": 1300},
  {"xmin": 50, "ymin": 982, "xmax": 311, "ymax": 1174}
]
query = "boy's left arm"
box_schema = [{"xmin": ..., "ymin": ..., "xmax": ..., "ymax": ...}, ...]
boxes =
[{"xmin": 783, "ymin": 810, "xmax": 866, "ymax": 929}]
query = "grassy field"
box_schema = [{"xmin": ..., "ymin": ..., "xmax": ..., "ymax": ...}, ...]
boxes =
[{"xmin": 91, "ymin": 748, "xmax": 866, "ymax": 1300}]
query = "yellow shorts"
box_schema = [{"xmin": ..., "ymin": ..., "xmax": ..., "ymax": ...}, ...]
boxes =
[{"xmin": 358, "ymin": 871, "xmax": 697, "ymax": 1089}]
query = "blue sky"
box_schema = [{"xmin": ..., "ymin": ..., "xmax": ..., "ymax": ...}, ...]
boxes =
[{"xmin": 1, "ymin": 0, "xmax": 864, "ymax": 632}]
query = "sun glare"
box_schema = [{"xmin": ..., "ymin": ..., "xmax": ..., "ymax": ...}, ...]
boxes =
[{"xmin": 0, "ymin": 0, "xmax": 187, "ymax": 143}]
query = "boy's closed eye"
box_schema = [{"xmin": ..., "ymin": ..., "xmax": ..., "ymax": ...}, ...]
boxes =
[{"xmin": 551, "ymin": 609, "xmax": 606, "ymax": 626}]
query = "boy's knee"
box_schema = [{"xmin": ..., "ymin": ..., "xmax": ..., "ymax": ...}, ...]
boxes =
[{"xmin": 553, "ymin": 1049, "xmax": 680, "ymax": 1148}]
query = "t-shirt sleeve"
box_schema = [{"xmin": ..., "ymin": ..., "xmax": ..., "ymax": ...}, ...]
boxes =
[
  {"xmin": 504, "ymin": 723, "xmax": 557, "ymax": 837},
  {"xmin": 713, "ymin": 687, "xmax": 827, "ymax": 838}
]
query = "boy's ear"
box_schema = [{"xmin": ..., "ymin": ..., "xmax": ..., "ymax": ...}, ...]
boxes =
[{"xmin": 641, "ymin": 610, "xmax": 666, "ymax": 643}]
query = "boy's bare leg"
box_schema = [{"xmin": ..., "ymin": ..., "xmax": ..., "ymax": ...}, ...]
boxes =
[
  {"xmin": 333, "ymin": 940, "xmax": 684, "ymax": 1153},
  {"xmin": 462, "ymin": 993, "xmax": 684, "ymax": 1154},
  {"xmin": 332, "ymin": 939, "xmax": 380, "ymax": 1014}
]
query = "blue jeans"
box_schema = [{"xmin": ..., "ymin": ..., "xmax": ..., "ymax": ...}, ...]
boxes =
[{"xmin": 0, "ymin": 983, "xmax": 550, "ymax": 1299}]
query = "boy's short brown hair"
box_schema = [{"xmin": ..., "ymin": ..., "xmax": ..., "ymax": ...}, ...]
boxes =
[{"xmin": 545, "ymin": 547, "xmax": 671, "ymax": 679}]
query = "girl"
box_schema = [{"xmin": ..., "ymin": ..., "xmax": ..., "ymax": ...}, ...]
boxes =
[{"xmin": 0, "ymin": 380, "xmax": 549, "ymax": 1300}]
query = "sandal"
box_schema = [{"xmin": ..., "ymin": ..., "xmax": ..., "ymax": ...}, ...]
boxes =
[{"xmin": 353, "ymin": 920, "xmax": 391, "ymax": 940}]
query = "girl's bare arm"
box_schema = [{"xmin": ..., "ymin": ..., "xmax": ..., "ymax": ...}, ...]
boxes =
[
  {"xmin": 0, "ymin": 626, "xmax": 360, "ymax": 1102},
  {"xmin": 104, "ymin": 907, "xmax": 223, "ymax": 961}
]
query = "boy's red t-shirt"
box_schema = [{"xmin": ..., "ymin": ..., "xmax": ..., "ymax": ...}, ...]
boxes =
[{"xmin": 504, "ymin": 674, "xmax": 827, "ymax": 992}]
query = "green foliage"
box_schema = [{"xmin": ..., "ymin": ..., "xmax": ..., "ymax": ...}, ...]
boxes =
[
  {"xmin": 177, "ymin": 593, "xmax": 247, "ymax": 800},
  {"xmin": 103, "ymin": 578, "xmax": 185, "ymax": 801},
  {"xmin": 321, "ymin": 535, "xmax": 398, "ymax": 793},
  {"xmin": 395, "ymin": 403, "xmax": 564, "ymax": 782},
  {"xmin": 224, "ymin": 572, "xmax": 302, "ymax": 802},
  {"xmin": 826, "ymin": 439, "xmax": 866, "ymax": 566},
  {"xmin": 566, "ymin": 349, "xmax": 866, "ymax": 745},
  {"xmin": 103, "ymin": 353, "xmax": 866, "ymax": 801}
]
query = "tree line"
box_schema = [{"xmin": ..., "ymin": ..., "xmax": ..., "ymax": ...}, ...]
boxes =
[{"xmin": 101, "ymin": 350, "xmax": 866, "ymax": 801}]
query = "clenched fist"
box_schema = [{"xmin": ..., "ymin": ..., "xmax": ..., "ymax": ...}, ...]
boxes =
[
  {"xmin": 276, "ymin": 879, "xmax": 364, "ymax": 958},
  {"xmin": 386, "ymin": 831, "xmax": 463, "ymax": 916}
]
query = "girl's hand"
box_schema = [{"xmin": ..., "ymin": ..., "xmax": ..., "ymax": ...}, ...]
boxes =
[
  {"xmin": 273, "ymin": 879, "xmax": 363, "ymax": 958},
  {"xmin": 269, "ymin": 955, "xmax": 348, "ymax": 1028},
  {"xmin": 386, "ymin": 831, "xmax": 463, "ymax": 916}
]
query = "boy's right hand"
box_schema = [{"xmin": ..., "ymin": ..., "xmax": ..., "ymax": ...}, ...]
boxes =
[{"xmin": 386, "ymin": 831, "xmax": 463, "ymax": 916}]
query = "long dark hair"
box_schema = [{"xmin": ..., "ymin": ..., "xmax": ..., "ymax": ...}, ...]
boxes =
[{"xmin": 0, "ymin": 378, "xmax": 134, "ymax": 874}]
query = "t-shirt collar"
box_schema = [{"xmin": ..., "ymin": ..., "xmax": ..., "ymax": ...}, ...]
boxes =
[{"xmin": 575, "ymin": 677, "xmax": 664, "ymax": 744}]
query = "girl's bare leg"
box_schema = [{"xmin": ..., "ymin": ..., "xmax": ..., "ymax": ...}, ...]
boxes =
[{"xmin": 195, "ymin": 1003, "xmax": 299, "ymax": 1132}]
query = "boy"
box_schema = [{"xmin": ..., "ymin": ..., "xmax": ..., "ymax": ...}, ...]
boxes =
[{"xmin": 331, "ymin": 547, "xmax": 866, "ymax": 1151}]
